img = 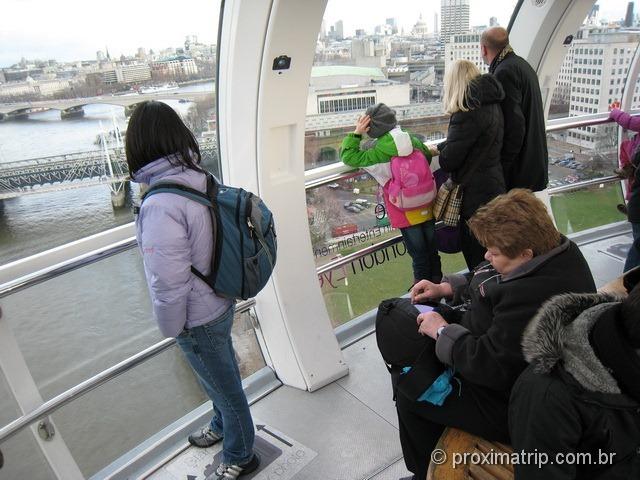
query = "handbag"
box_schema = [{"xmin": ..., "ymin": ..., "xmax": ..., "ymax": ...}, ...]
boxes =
[
  {"xmin": 432, "ymin": 168, "xmax": 462, "ymax": 253},
  {"xmin": 433, "ymin": 136, "xmax": 492, "ymax": 227},
  {"xmin": 433, "ymin": 179, "xmax": 463, "ymax": 227}
]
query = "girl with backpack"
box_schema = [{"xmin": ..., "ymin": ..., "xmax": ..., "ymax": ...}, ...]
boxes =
[
  {"xmin": 436, "ymin": 59, "xmax": 506, "ymax": 271},
  {"xmin": 126, "ymin": 101, "xmax": 260, "ymax": 480},
  {"xmin": 340, "ymin": 103, "xmax": 442, "ymax": 284}
]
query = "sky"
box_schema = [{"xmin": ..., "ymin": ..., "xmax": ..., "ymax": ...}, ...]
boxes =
[{"xmin": 1, "ymin": 0, "xmax": 637, "ymax": 68}]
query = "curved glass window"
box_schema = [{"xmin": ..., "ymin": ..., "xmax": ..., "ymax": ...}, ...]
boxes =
[
  {"xmin": 548, "ymin": 1, "xmax": 639, "ymax": 198},
  {"xmin": 305, "ymin": 0, "xmax": 517, "ymax": 326},
  {"xmin": 0, "ymin": 1, "xmax": 221, "ymax": 264}
]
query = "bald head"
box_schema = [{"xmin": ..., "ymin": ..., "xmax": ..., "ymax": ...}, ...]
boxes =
[
  {"xmin": 481, "ymin": 27, "xmax": 509, "ymax": 53},
  {"xmin": 480, "ymin": 27, "xmax": 509, "ymax": 65}
]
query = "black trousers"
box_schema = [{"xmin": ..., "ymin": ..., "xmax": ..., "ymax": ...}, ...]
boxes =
[
  {"xmin": 460, "ymin": 218, "xmax": 486, "ymax": 271},
  {"xmin": 396, "ymin": 377, "xmax": 510, "ymax": 479}
]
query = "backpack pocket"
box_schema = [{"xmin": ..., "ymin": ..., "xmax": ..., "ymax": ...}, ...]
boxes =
[{"xmin": 388, "ymin": 184, "xmax": 437, "ymax": 210}]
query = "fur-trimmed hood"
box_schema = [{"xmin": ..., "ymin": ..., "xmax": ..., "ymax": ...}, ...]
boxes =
[{"xmin": 522, "ymin": 292, "xmax": 625, "ymax": 394}]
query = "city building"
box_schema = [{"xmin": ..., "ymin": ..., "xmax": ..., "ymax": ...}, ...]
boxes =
[
  {"xmin": 306, "ymin": 66, "xmax": 409, "ymax": 115},
  {"xmin": 441, "ymin": 0, "xmax": 470, "ymax": 42},
  {"xmin": 551, "ymin": 45, "xmax": 574, "ymax": 106},
  {"xmin": 567, "ymin": 28, "xmax": 640, "ymax": 149},
  {"xmin": 150, "ymin": 56, "xmax": 198, "ymax": 79},
  {"xmin": 411, "ymin": 15, "xmax": 430, "ymax": 37},
  {"xmin": 335, "ymin": 20, "xmax": 344, "ymax": 41},
  {"xmin": 444, "ymin": 33, "xmax": 488, "ymax": 73}
]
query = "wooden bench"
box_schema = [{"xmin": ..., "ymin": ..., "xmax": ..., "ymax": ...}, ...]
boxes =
[
  {"xmin": 426, "ymin": 428, "xmax": 514, "ymax": 480},
  {"xmin": 426, "ymin": 270, "xmax": 636, "ymax": 480}
]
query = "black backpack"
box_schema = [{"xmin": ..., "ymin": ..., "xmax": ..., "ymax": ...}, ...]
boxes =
[{"xmin": 375, "ymin": 297, "xmax": 445, "ymax": 401}]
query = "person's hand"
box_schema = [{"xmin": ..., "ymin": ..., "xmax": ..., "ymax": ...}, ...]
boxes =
[
  {"xmin": 411, "ymin": 280, "xmax": 452, "ymax": 303},
  {"xmin": 429, "ymin": 145, "xmax": 439, "ymax": 157},
  {"xmin": 354, "ymin": 115, "xmax": 371, "ymax": 135},
  {"xmin": 417, "ymin": 311, "xmax": 448, "ymax": 339}
]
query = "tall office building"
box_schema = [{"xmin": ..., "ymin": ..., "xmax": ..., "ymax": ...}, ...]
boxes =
[
  {"xmin": 625, "ymin": 2, "xmax": 634, "ymax": 27},
  {"xmin": 441, "ymin": 0, "xmax": 470, "ymax": 43},
  {"xmin": 386, "ymin": 18, "xmax": 398, "ymax": 35},
  {"xmin": 335, "ymin": 20, "xmax": 344, "ymax": 41}
]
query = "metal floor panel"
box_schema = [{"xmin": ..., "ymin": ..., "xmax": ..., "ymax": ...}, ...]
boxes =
[
  {"xmin": 579, "ymin": 233, "xmax": 631, "ymax": 288},
  {"xmin": 369, "ymin": 459, "xmax": 412, "ymax": 480},
  {"xmin": 250, "ymin": 379, "xmax": 403, "ymax": 480},
  {"xmin": 337, "ymin": 334, "xmax": 398, "ymax": 428}
]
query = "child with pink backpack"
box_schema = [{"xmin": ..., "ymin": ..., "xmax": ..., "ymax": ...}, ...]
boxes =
[{"xmin": 340, "ymin": 103, "xmax": 441, "ymax": 283}]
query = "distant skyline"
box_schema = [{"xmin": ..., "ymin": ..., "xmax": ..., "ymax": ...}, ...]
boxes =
[
  {"xmin": 1, "ymin": 0, "xmax": 222, "ymax": 67},
  {"xmin": 323, "ymin": 0, "xmax": 636, "ymax": 37},
  {"xmin": 1, "ymin": 0, "xmax": 637, "ymax": 68}
]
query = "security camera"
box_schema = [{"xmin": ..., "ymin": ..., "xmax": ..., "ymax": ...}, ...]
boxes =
[{"xmin": 272, "ymin": 55, "xmax": 291, "ymax": 71}]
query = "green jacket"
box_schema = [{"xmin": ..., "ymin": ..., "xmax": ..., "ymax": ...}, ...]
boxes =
[{"xmin": 340, "ymin": 127, "xmax": 432, "ymax": 168}]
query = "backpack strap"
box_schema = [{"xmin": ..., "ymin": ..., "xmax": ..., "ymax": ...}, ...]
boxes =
[
  {"xmin": 142, "ymin": 181, "xmax": 211, "ymax": 206},
  {"xmin": 141, "ymin": 178, "xmax": 219, "ymax": 291}
]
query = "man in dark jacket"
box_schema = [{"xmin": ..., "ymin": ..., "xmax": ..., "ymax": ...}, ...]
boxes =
[
  {"xmin": 397, "ymin": 190, "xmax": 596, "ymax": 480},
  {"xmin": 509, "ymin": 268, "xmax": 640, "ymax": 480},
  {"xmin": 481, "ymin": 27, "xmax": 548, "ymax": 191}
]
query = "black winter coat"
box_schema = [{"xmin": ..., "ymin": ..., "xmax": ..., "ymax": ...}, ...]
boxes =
[
  {"xmin": 438, "ymin": 74, "xmax": 506, "ymax": 219},
  {"xmin": 434, "ymin": 237, "xmax": 596, "ymax": 397},
  {"xmin": 510, "ymin": 293, "xmax": 640, "ymax": 480},
  {"xmin": 490, "ymin": 52, "xmax": 548, "ymax": 191}
]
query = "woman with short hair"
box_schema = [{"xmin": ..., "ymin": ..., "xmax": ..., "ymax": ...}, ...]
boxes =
[{"xmin": 396, "ymin": 189, "xmax": 596, "ymax": 480}]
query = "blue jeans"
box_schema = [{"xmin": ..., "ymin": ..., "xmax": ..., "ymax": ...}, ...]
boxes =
[
  {"xmin": 176, "ymin": 306, "xmax": 254, "ymax": 465},
  {"xmin": 624, "ymin": 222, "xmax": 640, "ymax": 272},
  {"xmin": 400, "ymin": 219, "xmax": 442, "ymax": 283}
]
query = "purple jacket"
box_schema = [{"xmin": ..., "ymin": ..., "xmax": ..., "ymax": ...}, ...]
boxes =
[
  {"xmin": 610, "ymin": 108, "xmax": 640, "ymax": 158},
  {"xmin": 133, "ymin": 157, "xmax": 232, "ymax": 337}
]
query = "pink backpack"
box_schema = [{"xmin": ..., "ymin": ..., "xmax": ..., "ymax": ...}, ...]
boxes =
[{"xmin": 386, "ymin": 149, "xmax": 436, "ymax": 211}]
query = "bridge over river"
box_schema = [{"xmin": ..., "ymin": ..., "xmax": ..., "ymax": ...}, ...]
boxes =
[
  {"xmin": 0, "ymin": 90, "xmax": 214, "ymax": 120},
  {"xmin": 0, "ymin": 141, "xmax": 218, "ymax": 202}
]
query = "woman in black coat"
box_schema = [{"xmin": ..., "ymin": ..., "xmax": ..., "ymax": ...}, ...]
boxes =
[
  {"xmin": 436, "ymin": 59, "xmax": 506, "ymax": 270},
  {"xmin": 397, "ymin": 190, "xmax": 597, "ymax": 480},
  {"xmin": 510, "ymin": 269, "xmax": 640, "ymax": 480}
]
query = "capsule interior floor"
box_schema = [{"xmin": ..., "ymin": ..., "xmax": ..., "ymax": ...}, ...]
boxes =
[{"xmin": 145, "ymin": 222, "xmax": 633, "ymax": 480}]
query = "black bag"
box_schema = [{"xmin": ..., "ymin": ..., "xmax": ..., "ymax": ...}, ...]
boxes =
[{"xmin": 375, "ymin": 297, "xmax": 445, "ymax": 401}]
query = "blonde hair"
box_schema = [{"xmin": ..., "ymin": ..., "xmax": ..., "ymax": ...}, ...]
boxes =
[{"xmin": 443, "ymin": 59, "xmax": 481, "ymax": 115}]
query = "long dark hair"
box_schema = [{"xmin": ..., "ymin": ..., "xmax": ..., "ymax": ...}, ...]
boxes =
[{"xmin": 125, "ymin": 100, "xmax": 202, "ymax": 175}]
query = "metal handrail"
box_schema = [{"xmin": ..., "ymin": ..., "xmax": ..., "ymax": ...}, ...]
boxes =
[
  {"xmin": 0, "ymin": 237, "xmax": 137, "ymax": 300},
  {"xmin": 304, "ymin": 111, "xmax": 639, "ymax": 190},
  {"xmin": 0, "ymin": 298, "xmax": 255, "ymax": 445},
  {"xmin": 316, "ymin": 234, "xmax": 404, "ymax": 276},
  {"xmin": 547, "ymin": 174, "xmax": 621, "ymax": 195}
]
